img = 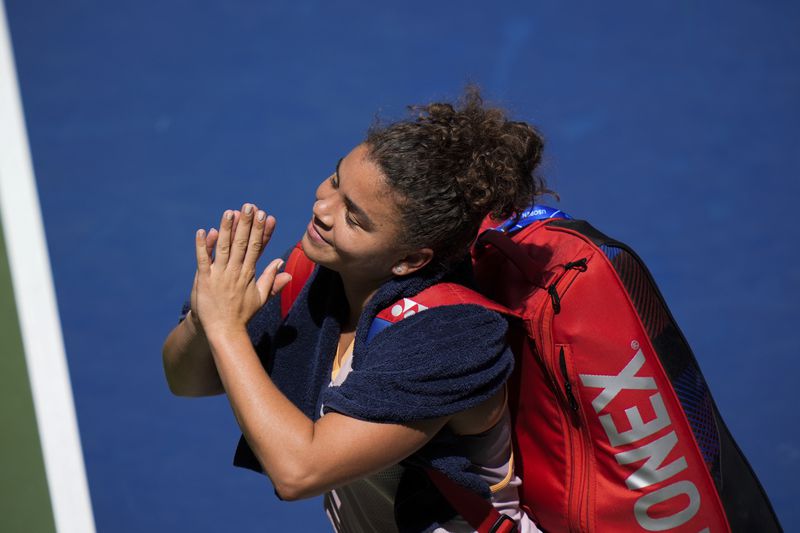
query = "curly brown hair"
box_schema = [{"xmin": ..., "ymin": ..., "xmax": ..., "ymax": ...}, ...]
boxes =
[{"xmin": 365, "ymin": 86, "xmax": 550, "ymax": 269}]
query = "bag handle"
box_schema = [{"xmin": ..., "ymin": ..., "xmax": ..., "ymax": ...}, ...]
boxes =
[{"xmin": 477, "ymin": 230, "xmax": 544, "ymax": 286}]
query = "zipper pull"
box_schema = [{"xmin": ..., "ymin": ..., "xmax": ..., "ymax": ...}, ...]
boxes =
[
  {"xmin": 547, "ymin": 258, "xmax": 588, "ymax": 314},
  {"xmin": 564, "ymin": 257, "xmax": 588, "ymax": 271},
  {"xmin": 548, "ymin": 284, "xmax": 561, "ymax": 314},
  {"xmin": 559, "ymin": 346, "xmax": 580, "ymax": 412}
]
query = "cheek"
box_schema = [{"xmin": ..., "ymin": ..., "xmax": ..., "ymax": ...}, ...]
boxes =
[
  {"xmin": 333, "ymin": 227, "xmax": 393, "ymax": 266},
  {"xmin": 332, "ymin": 226, "xmax": 372, "ymax": 256}
]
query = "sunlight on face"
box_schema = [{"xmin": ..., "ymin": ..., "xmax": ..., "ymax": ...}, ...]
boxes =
[{"xmin": 301, "ymin": 144, "xmax": 410, "ymax": 285}]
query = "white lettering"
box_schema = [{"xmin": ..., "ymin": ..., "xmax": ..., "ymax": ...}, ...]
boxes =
[
  {"xmin": 601, "ymin": 392, "xmax": 672, "ymax": 447},
  {"xmin": 615, "ymin": 431, "xmax": 688, "ymax": 489},
  {"xmin": 634, "ymin": 480, "xmax": 701, "ymax": 531},
  {"xmin": 577, "ymin": 346, "xmax": 711, "ymax": 531},
  {"xmin": 579, "ymin": 349, "xmax": 657, "ymax": 413}
]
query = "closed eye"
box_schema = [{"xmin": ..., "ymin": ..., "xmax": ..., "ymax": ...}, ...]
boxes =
[
  {"xmin": 330, "ymin": 157, "xmax": 343, "ymax": 188},
  {"xmin": 332, "ymin": 156, "xmax": 373, "ymax": 231},
  {"xmin": 345, "ymin": 211, "xmax": 360, "ymax": 227}
]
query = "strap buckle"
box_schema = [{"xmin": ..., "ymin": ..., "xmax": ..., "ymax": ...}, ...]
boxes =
[{"xmin": 488, "ymin": 514, "xmax": 518, "ymax": 533}]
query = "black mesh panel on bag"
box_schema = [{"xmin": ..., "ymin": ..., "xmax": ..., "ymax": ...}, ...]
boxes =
[{"xmin": 600, "ymin": 243, "xmax": 722, "ymax": 484}]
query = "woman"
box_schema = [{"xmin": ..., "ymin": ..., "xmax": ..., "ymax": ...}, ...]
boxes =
[{"xmin": 162, "ymin": 88, "xmax": 547, "ymax": 532}]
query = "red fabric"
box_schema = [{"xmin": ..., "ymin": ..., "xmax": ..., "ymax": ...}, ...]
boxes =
[
  {"xmin": 425, "ymin": 468, "xmax": 513, "ymax": 533},
  {"xmin": 373, "ymin": 282, "xmax": 517, "ymax": 329},
  {"xmin": 280, "ymin": 243, "xmax": 316, "ymax": 320}
]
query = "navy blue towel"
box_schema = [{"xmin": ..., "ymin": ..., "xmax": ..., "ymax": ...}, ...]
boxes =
[{"xmin": 321, "ymin": 303, "xmax": 513, "ymax": 423}]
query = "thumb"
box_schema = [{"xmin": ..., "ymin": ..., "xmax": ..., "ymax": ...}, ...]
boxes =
[
  {"xmin": 270, "ymin": 272, "xmax": 293, "ymax": 297},
  {"xmin": 255, "ymin": 259, "xmax": 290, "ymax": 300}
]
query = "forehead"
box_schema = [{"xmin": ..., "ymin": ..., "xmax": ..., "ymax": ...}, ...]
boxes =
[{"xmin": 338, "ymin": 144, "xmax": 400, "ymax": 228}]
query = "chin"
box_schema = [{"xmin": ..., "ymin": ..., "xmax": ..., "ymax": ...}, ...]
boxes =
[
  {"xmin": 300, "ymin": 234, "xmax": 332, "ymax": 268},
  {"xmin": 299, "ymin": 233, "xmax": 318, "ymax": 259}
]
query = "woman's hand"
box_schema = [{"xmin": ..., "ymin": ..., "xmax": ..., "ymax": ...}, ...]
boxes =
[
  {"xmin": 188, "ymin": 209, "xmax": 241, "ymax": 332},
  {"xmin": 193, "ymin": 203, "xmax": 292, "ymax": 338},
  {"xmin": 188, "ymin": 222, "xmax": 221, "ymax": 333}
]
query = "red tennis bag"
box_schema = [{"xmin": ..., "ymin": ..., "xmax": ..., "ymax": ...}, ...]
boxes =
[{"xmin": 280, "ymin": 206, "xmax": 781, "ymax": 533}]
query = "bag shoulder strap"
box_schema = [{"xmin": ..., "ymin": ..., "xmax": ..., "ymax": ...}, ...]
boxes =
[
  {"xmin": 280, "ymin": 243, "xmax": 317, "ymax": 320},
  {"xmin": 426, "ymin": 468, "xmax": 517, "ymax": 533},
  {"xmin": 366, "ymin": 282, "xmax": 516, "ymax": 343}
]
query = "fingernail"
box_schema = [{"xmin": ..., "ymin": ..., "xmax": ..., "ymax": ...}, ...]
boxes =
[
  {"xmin": 257, "ymin": 211, "xmax": 265, "ymax": 222},
  {"xmin": 244, "ymin": 204, "xmax": 253, "ymax": 215},
  {"xmin": 197, "ymin": 229, "xmax": 205, "ymax": 238},
  {"xmin": 225, "ymin": 211, "xmax": 233, "ymax": 220}
]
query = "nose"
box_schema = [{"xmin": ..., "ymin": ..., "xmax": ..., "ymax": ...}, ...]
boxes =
[
  {"xmin": 312, "ymin": 180, "xmax": 335, "ymax": 229},
  {"xmin": 312, "ymin": 201, "xmax": 333, "ymax": 229}
]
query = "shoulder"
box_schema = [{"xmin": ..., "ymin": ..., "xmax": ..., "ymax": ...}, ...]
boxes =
[{"xmin": 368, "ymin": 303, "xmax": 509, "ymax": 359}]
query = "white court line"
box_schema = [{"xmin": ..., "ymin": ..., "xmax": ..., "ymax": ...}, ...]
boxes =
[{"xmin": 0, "ymin": 3, "xmax": 96, "ymax": 533}]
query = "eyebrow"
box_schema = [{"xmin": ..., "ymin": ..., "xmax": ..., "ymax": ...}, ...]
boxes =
[{"xmin": 336, "ymin": 157, "xmax": 375, "ymax": 229}]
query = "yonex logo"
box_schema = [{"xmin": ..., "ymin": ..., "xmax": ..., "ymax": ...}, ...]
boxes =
[
  {"xmin": 579, "ymin": 347, "xmax": 708, "ymax": 532},
  {"xmin": 390, "ymin": 298, "xmax": 428, "ymax": 319}
]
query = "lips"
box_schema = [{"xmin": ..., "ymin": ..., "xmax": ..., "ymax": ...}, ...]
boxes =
[{"xmin": 306, "ymin": 219, "xmax": 330, "ymax": 246}]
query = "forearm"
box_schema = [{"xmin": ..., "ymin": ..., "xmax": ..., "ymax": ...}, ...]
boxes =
[
  {"xmin": 162, "ymin": 311, "xmax": 224, "ymax": 396},
  {"xmin": 205, "ymin": 326, "xmax": 318, "ymax": 497}
]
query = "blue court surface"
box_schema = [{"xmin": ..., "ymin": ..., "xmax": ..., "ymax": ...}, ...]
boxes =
[{"xmin": 5, "ymin": 1, "xmax": 799, "ymax": 531}]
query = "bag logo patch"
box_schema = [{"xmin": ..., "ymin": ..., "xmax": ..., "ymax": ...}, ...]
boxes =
[{"xmin": 390, "ymin": 298, "xmax": 428, "ymax": 319}]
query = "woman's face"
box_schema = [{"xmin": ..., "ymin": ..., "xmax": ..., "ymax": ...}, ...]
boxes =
[{"xmin": 301, "ymin": 144, "xmax": 424, "ymax": 284}]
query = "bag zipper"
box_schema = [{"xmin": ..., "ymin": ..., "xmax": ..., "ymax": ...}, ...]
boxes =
[
  {"xmin": 559, "ymin": 346, "xmax": 579, "ymax": 412},
  {"xmin": 534, "ymin": 257, "xmax": 590, "ymax": 532},
  {"xmin": 557, "ymin": 344, "xmax": 593, "ymax": 532},
  {"xmin": 535, "ymin": 257, "xmax": 588, "ymax": 404},
  {"xmin": 546, "ymin": 258, "xmax": 587, "ymax": 315}
]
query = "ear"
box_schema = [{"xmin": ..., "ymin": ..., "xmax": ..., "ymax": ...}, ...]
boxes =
[{"xmin": 391, "ymin": 248, "xmax": 434, "ymax": 277}]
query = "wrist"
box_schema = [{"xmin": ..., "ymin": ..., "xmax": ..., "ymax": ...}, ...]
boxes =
[
  {"xmin": 203, "ymin": 322, "xmax": 248, "ymax": 343},
  {"xmin": 184, "ymin": 310, "xmax": 206, "ymax": 338}
]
